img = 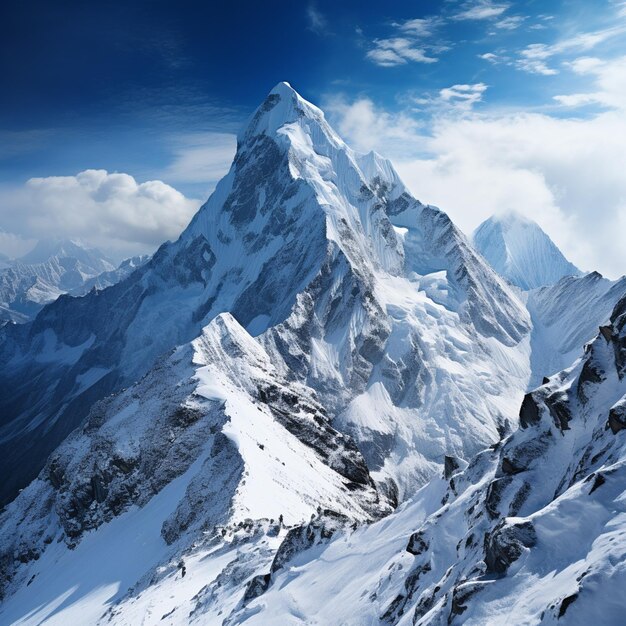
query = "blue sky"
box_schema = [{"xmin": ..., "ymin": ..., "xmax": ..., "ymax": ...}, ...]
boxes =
[{"xmin": 1, "ymin": 0, "xmax": 626, "ymax": 274}]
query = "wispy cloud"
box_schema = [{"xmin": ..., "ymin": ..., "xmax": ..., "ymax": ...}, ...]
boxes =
[
  {"xmin": 494, "ymin": 15, "xmax": 526, "ymax": 30},
  {"xmin": 366, "ymin": 15, "xmax": 443, "ymax": 67},
  {"xmin": 367, "ymin": 38, "xmax": 438, "ymax": 66},
  {"xmin": 397, "ymin": 17, "xmax": 441, "ymax": 37},
  {"xmin": 516, "ymin": 24, "xmax": 626, "ymax": 75},
  {"xmin": 454, "ymin": 1, "xmax": 510, "ymax": 21},
  {"xmin": 555, "ymin": 55, "xmax": 626, "ymax": 110},
  {"xmin": 161, "ymin": 132, "xmax": 236, "ymax": 186},
  {"xmin": 439, "ymin": 83, "xmax": 488, "ymax": 110},
  {"xmin": 306, "ymin": 4, "xmax": 328, "ymax": 35},
  {"xmin": 479, "ymin": 52, "xmax": 505, "ymax": 64}
]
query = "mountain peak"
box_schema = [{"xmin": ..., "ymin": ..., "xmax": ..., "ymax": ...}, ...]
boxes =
[
  {"xmin": 269, "ymin": 80, "xmax": 295, "ymax": 97},
  {"xmin": 237, "ymin": 82, "xmax": 328, "ymax": 147},
  {"xmin": 473, "ymin": 212, "xmax": 580, "ymax": 290}
]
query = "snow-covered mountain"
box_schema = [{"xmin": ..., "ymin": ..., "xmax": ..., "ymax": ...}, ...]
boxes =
[
  {"xmin": 0, "ymin": 82, "xmax": 532, "ymax": 510},
  {"xmin": 1, "ymin": 83, "xmax": 624, "ymax": 625},
  {"xmin": 70, "ymin": 254, "xmax": 150, "ymax": 296},
  {"xmin": 0, "ymin": 239, "xmax": 117, "ymax": 324},
  {"xmin": 473, "ymin": 213, "xmax": 580, "ymax": 290}
]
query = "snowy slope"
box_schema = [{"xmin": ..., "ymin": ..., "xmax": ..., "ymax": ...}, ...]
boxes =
[
  {"xmin": 0, "ymin": 239, "xmax": 115, "ymax": 324},
  {"xmin": 527, "ymin": 271, "xmax": 626, "ymax": 387},
  {"xmin": 0, "ymin": 311, "xmax": 387, "ymax": 624},
  {"xmin": 71, "ymin": 254, "xmax": 150, "ymax": 296},
  {"xmin": 227, "ymin": 294, "xmax": 626, "ymax": 626},
  {"xmin": 6, "ymin": 291, "xmax": 626, "ymax": 625},
  {"xmin": 473, "ymin": 213, "xmax": 580, "ymax": 290},
  {"xmin": 0, "ymin": 82, "xmax": 531, "ymax": 507}
]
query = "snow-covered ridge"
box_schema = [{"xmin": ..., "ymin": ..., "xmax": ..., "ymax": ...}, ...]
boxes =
[{"xmin": 473, "ymin": 212, "xmax": 580, "ymax": 290}]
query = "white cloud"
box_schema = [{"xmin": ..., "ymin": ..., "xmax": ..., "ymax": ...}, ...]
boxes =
[
  {"xmin": 325, "ymin": 97, "xmax": 422, "ymax": 160},
  {"xmin": 479, "ymin": 52, "xmax": 501, "ymax": 63},
  {"xmin": 0, "ymin": 170, "xmax": 201, "ymax": 258},
  {"xmin": 327, "ymin": 65, "xmax": 626, "ymax": 278},
  {"xmin": 397, "ymin": 17, "xmax": 440, "ymax": 37},
  {"xmin": 557, "ymin": 55, "xmax": 626, "ymax": 109},
  {"xmin": 553, "ymin": 93, "xmax": 603, "ymax": 107},
  {"xmin": 439, "ymin": 83, "xmax": 488, "ymax": 110},
  {"xmin": 366, "ymin": 14, "xmax": 444, "ymax": 67},
  {"xmin": 367, "ymin": 37, "xmax": 438, "ymax": 66},
  {"xmin": 454, "ymin": 1, "xmax": 510, "ymax": 21},
  {"xmin": 306, "ymin": 4, "xmax": 328, "ymax": 35},
  {"xmin": 0, "ymin": 231, "xmax": 36, "ymax": 259},
  {"xmin": 517, "ymin": 44, "xmax": 559, "ymax": 75}
]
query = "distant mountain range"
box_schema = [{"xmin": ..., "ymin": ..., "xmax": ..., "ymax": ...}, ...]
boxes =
[{"xmin": 0, "ymin": 239, "xmax": 148, "ymax": 325}]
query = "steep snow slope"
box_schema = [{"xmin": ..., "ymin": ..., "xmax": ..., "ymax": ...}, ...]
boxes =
[
  {"xmin": 227, "ymin": 294, "xmax": 626, "ymax": 626},
  {"xmin": 0, "ymin": 239, "xmax": 115, "ymax": 324},
  {"xmin": 0, "ymin": 82, "xmax": 531, "ymax": 507},
  {"xmin": 473, "ymin": 213, "xmax": 580, "ymax": 290},
  {"xmin": 9, "ymin": 282, "xmax": 626, "ymax": 626},
  {"xmin": 527, "ymin": 271, "xmax": 626, "ymax": 387}
]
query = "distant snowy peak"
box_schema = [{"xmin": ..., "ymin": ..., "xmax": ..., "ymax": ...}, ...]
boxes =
[
  {"xmin": 473, "ymin": 212, "xmax": 580, "ymax": 290},
  {"xmin": 0, "ymin": 238, "xmax": 116, "ymax": 324}
]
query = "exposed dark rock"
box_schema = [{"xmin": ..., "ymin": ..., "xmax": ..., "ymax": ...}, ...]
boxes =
[
  {"xmin": 450, "ymin": 581, "xmax": 487, "ymax": 617},
  {"xmin": 90, "ymin": 474, "xmax": 108, "ymax": 503},
  {"xmin": 542, "ymin": 376, "xmax": 550, "ymax": 385},
  {"xmin": 608, "ymin": 401, "xmax": 626, "ymax": 434},
  {"xmin": 501, "ymin": 457, "xmax": 523, "ymax": 475},
  {"xmin": 545, "ymin": 392, "xmax": 572, "ymax": 431},
  {"xmin": 519, "ymin": 393, "xmax": 540, "ymax": 429},
  {"xmin": 577, "ymin": 359, "xmax": 605, "ymax": 403},
  {"xmin": 380, "ymin": 562, "xmax": 432, "ymax": 624},
  {"xmin": 485, "ymin": 476, "xmax": 513, "ymax": 520},
  {"xmin": 406, "ymin": 530, "xmax": 428, "ymax": 556},
  {"xmin": 508, "ymin": 481, "xmax": 531, "ymax": 517},
  {"xmin": 271, "ymin": 511, "xmax": 350, "ymax": 574},
  {"xmin": 599, "ymin": 325, "xmax": 613, "ymax": 342},
  {"xmin": 484, "ymin": 520, "xmax": 536, "ymax": 575},
  {"xmin": 558, "ymin": 592, "xmax": 578, "ymax": 618},
  {"xmin": 444, "ymin": 455, "xmax": 461, "ymax": 480},
  {"xmin": 589, "ymin": 473, "xmax": 606, "ymax": 494},
  {"xmin": 242, "ymin": 573, "xmax": 271, "ymax": 603}
]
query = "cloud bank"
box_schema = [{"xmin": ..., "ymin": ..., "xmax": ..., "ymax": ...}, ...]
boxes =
[
  {"xmin": 0, "ymin": 170, "xmax": 201, "ymax": 259},
  {"xmin": 327, "ymin": 56, "xmax": 626, "ymax": 279}
]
